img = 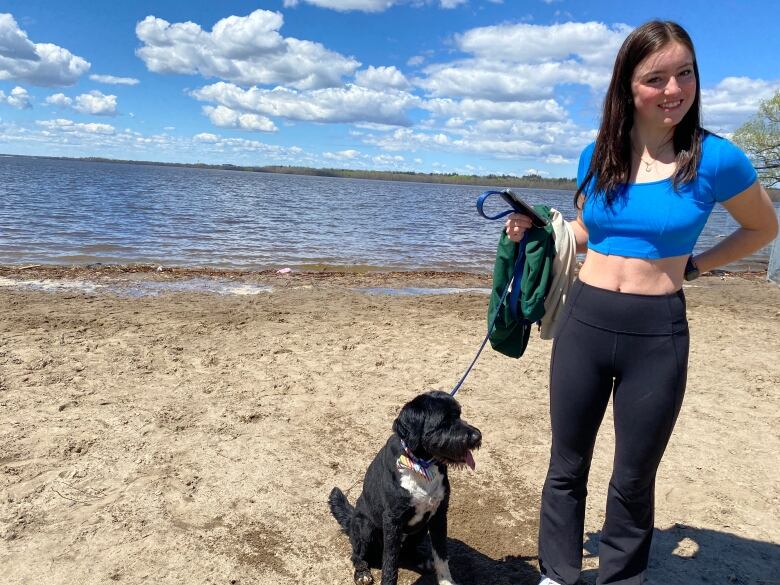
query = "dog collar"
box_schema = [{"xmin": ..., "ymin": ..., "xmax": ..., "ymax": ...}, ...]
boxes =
[{"xmin": 397, "ymin": 440, "xmax": 434, "ymax": 481}]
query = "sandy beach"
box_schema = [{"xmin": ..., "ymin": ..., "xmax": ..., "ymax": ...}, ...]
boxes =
[{"xmin": 1, "ymin": 265, "xmax": 778, "ymax": 585}]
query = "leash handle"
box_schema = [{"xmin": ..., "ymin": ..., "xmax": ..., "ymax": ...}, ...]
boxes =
[{"xmin": 476, "ymin": 190, "xmax": 516, "ymax": 220}]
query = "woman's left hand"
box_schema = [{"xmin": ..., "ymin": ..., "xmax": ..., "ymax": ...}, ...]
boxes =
[{"xmin": 505, "ymin": 213, "xmax": 533, "ymax": 242}]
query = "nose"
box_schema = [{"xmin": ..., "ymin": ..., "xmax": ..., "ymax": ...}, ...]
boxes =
[
  {"xmin": 469, "ymin": 427, "xmax": 482, "ymax": 447},
  {"xmin": 665, "ymin": 76, "xmax": 682, "ymax": 95}
]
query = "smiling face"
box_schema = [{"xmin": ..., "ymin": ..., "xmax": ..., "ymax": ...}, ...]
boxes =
[{"xmin": 630, "ymin": 41, "xmax": 697, "ymax": 131}]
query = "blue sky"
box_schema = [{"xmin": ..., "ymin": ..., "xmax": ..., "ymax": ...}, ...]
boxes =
[{"xmin": 1, "ymin": 0, "xmax": 778, "ymax": 179}]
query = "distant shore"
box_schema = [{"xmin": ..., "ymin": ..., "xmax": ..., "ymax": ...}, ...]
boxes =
[
  {"xmin": 0, "ymin": 153, "xmax": 780, "ymax": 198},
  {"xmin": 4, "ymin": 152, "xmax": 779, "ymax": 199},
  {"xmin": 0, "ymin": 153, "xmax": 573, "ymax": 191}
]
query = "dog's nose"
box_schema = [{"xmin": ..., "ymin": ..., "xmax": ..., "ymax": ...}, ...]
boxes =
[{"xmin": 469, "ymin": 427, "xmax": 482, "ymax": 447}]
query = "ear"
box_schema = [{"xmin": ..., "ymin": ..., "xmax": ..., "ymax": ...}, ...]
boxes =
[{"xmin": 392, "ymin": 396, "xmax": 426, "ymax": 452}]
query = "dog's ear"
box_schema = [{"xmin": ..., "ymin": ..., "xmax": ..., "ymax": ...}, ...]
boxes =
[{"xmin": 392, "ymin": 395, "xmax": 427, "ymax": 452}]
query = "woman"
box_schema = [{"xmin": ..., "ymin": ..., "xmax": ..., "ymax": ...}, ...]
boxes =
[{"xmin": 505, "ymin": 21, "xmax": 778, "ymax": 585}]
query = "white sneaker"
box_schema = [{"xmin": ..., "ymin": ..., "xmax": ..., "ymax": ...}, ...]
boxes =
[{"xmin": 538, "ymin": 577, "xmax": 562, "ymax": 585}]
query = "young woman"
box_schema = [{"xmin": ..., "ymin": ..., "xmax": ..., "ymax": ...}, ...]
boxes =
[{"xmin": 505, "ymin": 21, "xmax": 778, "ymax": 585}]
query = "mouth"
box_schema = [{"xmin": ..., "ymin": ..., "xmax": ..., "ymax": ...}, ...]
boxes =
[
  {"xmin": 441, "ymin": 449, "xmax": 477, "ymax": 471},
  {"xmin": 659, "ymin": 99, "xmax": 683, "ymax": 111}
]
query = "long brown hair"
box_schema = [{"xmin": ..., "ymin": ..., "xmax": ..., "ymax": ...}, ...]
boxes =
[{"xmin": 575, "ymin": 21, "xmax": 703, "ymax": 208}]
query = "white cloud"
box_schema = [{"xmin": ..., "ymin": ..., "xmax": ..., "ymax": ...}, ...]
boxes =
[
  {"xmin": 418, "ymin": 60, "xmax": 609, "ymax": 101},
  {"xmin": 702, "ymin": 76, "xmax": 780, "ymax": 132},
  {"xmin": 0, "ymin": 13, "xmax": 90, "ymax": 86},
  {"xmin": 45, "ymin": 90, "xmax": 118, "ymax": 116},
  {"xmin": 192, "ymin": 81, "xmax": 419, "ymax": 126},
  {"xmin": 36, "ymin": 118, "xmax": 115, "ymax": 134},
  {"xmin": 0, "ymin": 86, "xmax": 31, "ymax": 109},
  {"xmin": 0, "ymin": 117, "xmax": 312, "ymax": 165},
  {"xmin": 135, "ymin": 10, "xmax": 360, "ymax": 89},
  {"xmin": 354, "ymin": 66, "xmax": 410, "ymax": 90},
  {"xmin": 194, "ymin": 132, "xmax": 220, "ymax": 143},
  {"xmin": 324, "ymin": 149, "xmax": 361, "ymax": 159},
  {"xmin": 45, "ymin": 92, "xmax": 72, "ymax": 108},
  {"xmin": 423, "ymin": 97, "xmax": 567, "ymax": 122},
  {"xmin": 417, "ymin": 22, "xmax": 629, "ymax": 101},
  {"xmin": 73, "ymin": 90, "xmax": 117, "ymax": 115},
  {"xmin": 189, "ymin": 132, "xmax": 308, "ymax": 158},
  {"xmin": 372, "ymin": 154, "xmax": 405, "ymax": 164},
  {"xmin": 89, "ymin": 74, "xmax": 140, "ymax": 85},
  {"xmin": 203, "ymin": 105, "xmax": 277, "ymax": 132},
  {"xmin": 359, "ymin": 121, "xmax": 591, "ymax": 163},
  {"xmin": 456, "ymin": 21, "xmax": 629, "ymax": 65}
]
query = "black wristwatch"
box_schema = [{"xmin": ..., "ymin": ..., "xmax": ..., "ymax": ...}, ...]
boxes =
[{"xmin": 684, "ymin": 255, "xmax": 700, "ymax": 281}]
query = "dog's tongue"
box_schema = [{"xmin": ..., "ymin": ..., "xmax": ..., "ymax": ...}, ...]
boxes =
[{"xmin": 465, "ymin": 450, "xmax": 476, "ymax": 471}]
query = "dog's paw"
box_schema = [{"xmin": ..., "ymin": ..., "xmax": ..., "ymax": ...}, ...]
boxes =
[{"xmin": 353, "ymin": 568, "xmax": 374, "ymax": 585}]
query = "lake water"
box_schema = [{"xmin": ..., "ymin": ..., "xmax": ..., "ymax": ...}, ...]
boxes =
[{"xmin": 0, "ymin": 155, "xmax": 775, "ymax": 272}]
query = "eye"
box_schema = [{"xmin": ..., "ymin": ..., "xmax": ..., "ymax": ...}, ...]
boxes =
[
  {"xmin": 646, "ymin": 76, "xmax": 662, "ymax": 85},
  {"xmin": 678, "ymin": 68, "xmax": 693, "ymax": 78}
]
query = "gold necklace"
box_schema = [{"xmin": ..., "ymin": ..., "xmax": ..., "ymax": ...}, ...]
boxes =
[{"xmin": 633, "ymin": 145, "xmax": 658, "ymax": 172}]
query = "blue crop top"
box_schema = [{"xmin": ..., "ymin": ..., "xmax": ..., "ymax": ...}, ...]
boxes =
[{"xmin": 578, "ymin": 133, "xmax": 757, "ymax": 259}]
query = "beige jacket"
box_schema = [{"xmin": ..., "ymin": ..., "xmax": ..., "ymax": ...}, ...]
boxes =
[{"xmin": 539, "ymin": 208, "xmax": 577, "ymax": 339}]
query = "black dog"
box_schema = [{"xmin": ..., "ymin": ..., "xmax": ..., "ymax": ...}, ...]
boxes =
[{"xmin": 329, "ymin": 390, "xmax": 482, "ymax": 585}]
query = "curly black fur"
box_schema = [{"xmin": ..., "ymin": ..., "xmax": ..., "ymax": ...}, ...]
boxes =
[{"xmin": 328, "ymin": 391, "xmax": 481, "ymax": 585}]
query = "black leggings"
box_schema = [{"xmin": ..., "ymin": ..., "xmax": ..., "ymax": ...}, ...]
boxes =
[{"xmin": 539, "ymin": 279, "xmax": 689, "ymax": 585}]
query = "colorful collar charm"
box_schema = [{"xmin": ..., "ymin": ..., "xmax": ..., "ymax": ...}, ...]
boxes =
[{"xmin": 397, "ymin": 440, "xmax": 434, "ymax": 481}]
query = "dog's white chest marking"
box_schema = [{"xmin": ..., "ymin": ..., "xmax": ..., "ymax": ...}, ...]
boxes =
[{"xmin": 399, "ymin": 466, "xmax": 445, "ymax": 526}]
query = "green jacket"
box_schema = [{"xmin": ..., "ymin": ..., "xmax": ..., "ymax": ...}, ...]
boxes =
[{"xmin": 487, "ymin": 205, "xmax": 555, "ymax": 358}]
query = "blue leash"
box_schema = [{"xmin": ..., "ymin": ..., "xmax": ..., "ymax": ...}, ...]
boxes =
[{"xmin": 449, "ymin": 190, "xmax": 529, "ymax": 396}]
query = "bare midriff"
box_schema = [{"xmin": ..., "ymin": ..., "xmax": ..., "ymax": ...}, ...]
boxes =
[{"xmin": 578, "ymin": 249, "xmax": 688, "ymax": 295}]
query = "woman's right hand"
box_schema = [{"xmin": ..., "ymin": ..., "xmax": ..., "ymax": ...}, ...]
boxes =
[{"xmin": 504, "ymin": 213, "xmax": 533, "ymax": 242}]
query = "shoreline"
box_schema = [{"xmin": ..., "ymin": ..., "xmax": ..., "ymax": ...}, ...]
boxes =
[
  {"xmin": 0, "ymin": 262, "xmax": 771, "ymax": 277},
  {"xmin": 0, "ymin": 262, "xmax": 771, "ymax": 288}
]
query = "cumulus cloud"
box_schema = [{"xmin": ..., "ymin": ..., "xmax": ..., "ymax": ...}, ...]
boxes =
[
  {"xmin": 189, "ymin": 132, "xmax": 307, "ymax": 158},
  {"xmin": 324, "ymin": 149, "xmax": 361, "ymax": 160},
  {"xmin": 45, "ymin": 93, "xmax": 71, "ymax": 107},
  {"xmin": 418, "ymin": 21, "xmax": 629, "ymax": 101},
  {"xmin": 456, "ymin": 21, "xmax": 630, "ymax": 65},
  {"xmin": 73, "ymin": 90, "xmax": 117, "ymax": 115},
  {"xmin": 36, "ymin": 118, "xmax": 115, "ymax": 134},
  {"xmin": 354, "ymin": 66, "xmax": 410, "ymax": 90},
  {"xmin": 359, "ymin": 120, "xmax": 591, "ymax": 163},
  {"xmin": 0, "ymin": 86, "xmax": 31, "ymax": 109},
  {"xmin": 89, "ymin": 74, "xmax": 140, "ymax": 85},
  {"xmin": 702, "ymin": 76, "xmax": 780, "ymax": 132},
  {"xmin": 45, "ymin": 90, "xmax": 118, "ymax": 116},
  {"xmin": 192, "ymin": 81, "xmax": 419, "ymax": 126},
  {"xmin": 0, "ymin": 13, "xmax": 90, "ymax": 86},
  {"xmin": 423, "ymin": 97, "xmax": 567, "ymax": 122},
  {"xmin": 194, "ymin": 132, "xmax": 220, "ymax": 143},
  {"xmin": 135, "ymin": 9, "xmax": 360, "ymax": 89},
  {"xmin": 203, "ymin": 105, "xmax": 277, "ymax": 132}
]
